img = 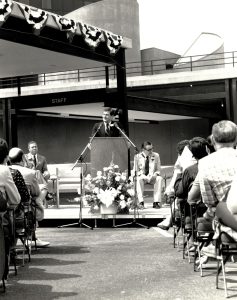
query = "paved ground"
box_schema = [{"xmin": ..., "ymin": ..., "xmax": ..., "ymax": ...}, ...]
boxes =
[{"xmin": 1, "ymin": 227, "xmax": 237, "ymax": 300}]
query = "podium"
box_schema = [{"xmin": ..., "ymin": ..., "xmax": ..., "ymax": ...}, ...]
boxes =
[{"xmin": 91, "ymin": 138, "xmax": 129, "ymax": 176}]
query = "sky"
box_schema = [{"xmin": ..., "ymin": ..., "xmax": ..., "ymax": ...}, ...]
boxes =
[{"xmin": 138, "ymin": 0, "xmax": 237, "ymax": 55}]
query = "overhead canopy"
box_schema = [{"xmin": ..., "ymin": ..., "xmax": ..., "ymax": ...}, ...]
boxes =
[
  {"xmin": 0, "ymin": 0, "xmax": 131, "ymax": 145},
  {"xmin": 0, "ymin": 0, "xmax": 132, "ymax": 78}
]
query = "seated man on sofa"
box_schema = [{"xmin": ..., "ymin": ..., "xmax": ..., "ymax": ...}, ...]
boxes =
[{"xmin": 133, "ymin": 141, "xmax": 163, "ymax": 209}]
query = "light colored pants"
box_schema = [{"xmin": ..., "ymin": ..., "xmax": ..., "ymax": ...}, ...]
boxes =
[{"xmin": 136, "ymin": 174, "xmax": 163, "ymax": 203}]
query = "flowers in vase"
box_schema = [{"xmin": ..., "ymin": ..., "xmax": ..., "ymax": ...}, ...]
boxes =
[{"xmin": 83, "ymin": 164, "xmax": 134, "ymax": 214}]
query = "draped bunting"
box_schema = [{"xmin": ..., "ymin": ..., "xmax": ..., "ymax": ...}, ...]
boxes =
[
  {"xmin": 79, "ymin": 23, "xmax": 103, "ymax": 49},
  {"xmin": 53, "ymin": 15, "xmax": 77, "ymax": 43},
  {"xmin": 1, "ymin": 1, "xmax": 125, "ymax": 54},
  {"xmin": 104, "ymin": 31, "xmax": 123, "ymax": 55},
  {"xmin": 19, "ymin": 4, "xmax": 48, "ymax": 35},
  {"xmin": 0, "ymin": 0, "xmax": 12, "ymax": 27}
]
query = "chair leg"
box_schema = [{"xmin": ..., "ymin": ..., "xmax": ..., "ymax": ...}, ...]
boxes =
[
  {"xmin": 221, "ymin": 258, "xmax": 228, "ymax": 298},
  {"xmin": 1, "ymin": 278, "xmax": 6, "ymax": 292}
]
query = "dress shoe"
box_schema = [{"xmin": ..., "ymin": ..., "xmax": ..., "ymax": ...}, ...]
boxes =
[
  {"xmin": 138, "ymin": 201, "xmax": 145, "ymax": 209},
  {"xmin": 157, "ymin": 224, "xmax": 169, "ymax": 230},
  {"xmin": 46, "ymin": 192, "xmax": 54, "ymax": 201},
  {"xmin": 153, "ymin": 202, "xmax": 161, "ymax": 209},
  {"xmin": 29, "ymin": 238, "xmax": 50, "ymax": 248}
]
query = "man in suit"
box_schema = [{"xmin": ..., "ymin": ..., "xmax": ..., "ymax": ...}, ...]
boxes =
[
  {"xmin": 24, "ymin": 141, "xmax": 53, "ymax": 200},
  {"xmin": 133, "ymin": 141, "xmax": 163, "ymax": 209},
  {"xmin": 24, "ymin": 141, "xmax": 50, "ymax": 181},
  {"xmin": 91, "ymin": 107, "xmax": 123, "ymax": 137},
  {"xmin": 9, "ymin": 147, "xmax": 50, "ymax": 248}
]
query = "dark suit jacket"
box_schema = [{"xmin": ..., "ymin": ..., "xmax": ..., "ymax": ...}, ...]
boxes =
[
  {"xmin": 24, "ymin": 153, "xmax": 48, "ymax": 174},
  {"xmin": 91, "ymin": 122, "xmax": 123, "ymax": 137}
]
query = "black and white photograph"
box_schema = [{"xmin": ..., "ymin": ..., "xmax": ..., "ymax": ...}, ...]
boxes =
[{"xmin": 1, "ymin": 0, "xmax": 237, "ymax": 299}]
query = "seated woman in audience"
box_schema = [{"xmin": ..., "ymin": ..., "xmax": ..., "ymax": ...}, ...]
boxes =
[
  {"xmin": 157, "ymin": 137, "xmax": 202, "ymax": 230},
  {"xmin": 0, "ymin": 138, "xmax": 21, "ymax": 280},
  {"xmin": 164, "ymin": 139, "xmax": 191, "ymax": 197},
  {"xmin": 175, "ymin": 137, "xmax": 210, "ymax": 219},
  {"xmin": 8, "ymin": 162, "xmax": 31, "ymax": 231},
  {"xmin": 9, "ymin": 147, "xmax": 50, "ymax": 248}
]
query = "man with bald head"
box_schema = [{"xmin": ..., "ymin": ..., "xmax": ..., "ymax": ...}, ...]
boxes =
[{"xmin": 9, "ymin": 147, "xmax": 50, "ymax": 247}]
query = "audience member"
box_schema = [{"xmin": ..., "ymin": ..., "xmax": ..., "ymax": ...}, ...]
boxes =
[
  {"xmin": 8, "ymin": 166, "xmax": 30, "ymax": 230},
  {"xmin": 188, "ymin": 120, "xmax": 237, "ymax": 257},
  {"xmin": 164, "ymin": 139, "xmax": 194, "ymax": 197},
  {"xmin": 0, "ymin": 139, "xmax": 20, "ymax": 212},
  {"xmin": 157, "ymin": 137, "xmax": 209, "ymax": 230},
  {"xmin": 91, "ymin": 107, "xmax": 123, "ymax": 137},
  {"xmin": 9, "ymin": 147, "xmax": 50, "ymax": 248},
  {"xmin": 133, "ymin": 141, "xmax": 163, "ymax": 209},
  {"xmin": 0, "ymin": 138, "xmax": 20, "ymax": 280}
]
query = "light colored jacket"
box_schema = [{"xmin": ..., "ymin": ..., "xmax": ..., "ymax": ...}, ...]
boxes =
[
  {"xmin": 0, "ymin": 164, "xmax": 20, "ymax": 209},
  {"xmin": 10, "ymin": 164, "xmax": 40, "ymax": 198},
  {"xmin": 133, "ymin": 151, "xmax": 161, "ymax": 176}
]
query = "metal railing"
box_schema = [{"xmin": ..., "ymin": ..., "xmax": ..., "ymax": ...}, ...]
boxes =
[{"xmin": 1, "ymin": 50, "xmax": 237, "ymax": 90}]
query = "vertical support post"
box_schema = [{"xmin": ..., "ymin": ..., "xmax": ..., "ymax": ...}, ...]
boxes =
[
  {"xmin": 231, "ymin": 79, "xmax": 237, "ymax": 123},
  {"xmin": 116, "ymin": 49, "xmax": 128, "ymax": 135},
  {"xmin": 2, "ymin": 98, "xmax": 12, "ymax": 148},
  {"xmin": 17, "ymin": 77, "xmax": 21, "ymax": 96},
  {"xmin": 225, "ymin": 79, "xmax": 232, "ymax": 120},
  {"xmin": 11, "ymin": 99, "xmax": 18, "ymax": 147},
  {"xmin": 116, "ymin": 49, "xmax": 130, "ymax": 174},
  {"xmin": 105, "ymin": 66, "xmax": 109, "ymax": 88},
  {"xmin": 225, "ymin": 78, "xmax": 237, "ymax": 124}
]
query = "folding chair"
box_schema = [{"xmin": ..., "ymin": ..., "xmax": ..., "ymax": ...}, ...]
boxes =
[
  {"xmin": 15, "ymin": 201, "xmax": 35, "ymax": 266},
  {"xmin": 0, "ymin": 214, "xmax": 6, "ymax": 293},
  {"xmin": 216, "ymin": 231, "xmax": 237, "ymax": 298},
  {"xmin": 180, "ymin": 201, "xmax": 193, "ymax": 262},
  {"xmin": 215, "ymin": 201, "xmax": 237, "ymax": 298},
  {"xmin": 170, "ymin": 196, "xmax": 182, "ymax": 249},
  {"xmin": 189, "ymin": 203, "xmax": 214, "ymax": 276}
]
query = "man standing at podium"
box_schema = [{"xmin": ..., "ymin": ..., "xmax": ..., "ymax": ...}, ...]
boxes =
[
  {"xmin": 91, "ymin": 107, "xmax": 123, "ymax": 137},
  {"xmin": 133, "ymin": 141, "xmax": 163, "ymax": 209}
]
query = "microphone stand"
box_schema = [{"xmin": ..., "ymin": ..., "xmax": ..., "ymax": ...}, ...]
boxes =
[
  {"xmin": 58, "ymin": 126, "xmax": 102, "ymax": 229},
  {"xmin": 112, "ymin": 123, "xmax": 149, "ymax": 229}
]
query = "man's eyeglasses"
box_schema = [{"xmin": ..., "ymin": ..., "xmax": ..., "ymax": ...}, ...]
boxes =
[{"xmin": 144, "ymin": 148, "xmax": 153, "ymax": 152}]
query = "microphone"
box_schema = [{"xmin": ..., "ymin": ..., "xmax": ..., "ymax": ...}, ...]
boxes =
[
  {"xmin": 111, "ymin": 122, "xmax": 118, "ymax": 128},
  {"xmin": 92, "ymin": 122, "xmax": 103, "ymax": 138}
]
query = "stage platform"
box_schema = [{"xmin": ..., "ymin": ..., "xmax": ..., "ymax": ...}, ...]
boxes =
[{"xmin": 42, "ymin": 196, "xmax": 170, "ymax": 228}]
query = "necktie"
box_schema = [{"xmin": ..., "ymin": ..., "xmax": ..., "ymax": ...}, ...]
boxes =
[
  {"xmin": 33, "ymin": 155, "xmax": 37, "ymax": 168},
  {"xmin": 105, "ymin": 123, "xmax": 110, "ymax": 135},
  {"xmin": 145, "ymin": 156, "xmax": 149, "ymax": 175}
]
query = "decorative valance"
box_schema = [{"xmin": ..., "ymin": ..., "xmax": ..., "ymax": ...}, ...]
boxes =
[
  {"xmin": 104, "ymin": 31, "xmax": 123, "ymax": 55},
  {"xmin": 18, "ymin": 4, "xmax": 48, "ymax": 35},
  {"xmin": 79, "ymin": 23, "xmax": 103, "ymax": 49},
  {"xmin": 0, "ymin": 0, "xmax": 13, "ymax": 27},
  {"xmin": 53, "ymin": 15, "xmax": 77, "ymax": 43},
  {"xmin": 0, "ymin": 0, "xmax": 127, "ymax": 55}
]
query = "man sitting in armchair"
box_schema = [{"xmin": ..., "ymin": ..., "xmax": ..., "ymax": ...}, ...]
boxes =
[{"xmin": 133, "ymin": 141, "xmax": 163, "ymax": 209}]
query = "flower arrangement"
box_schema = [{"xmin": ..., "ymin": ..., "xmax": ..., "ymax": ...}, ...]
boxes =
[{"xmin": 83, "ymin": 163, "xmax": 134, "ymax": 214}]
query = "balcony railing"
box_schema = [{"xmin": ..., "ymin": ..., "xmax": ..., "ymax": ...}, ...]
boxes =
[{"xmin": 1, "ymin": 50, "xmax": 237, "ymax": 89}]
